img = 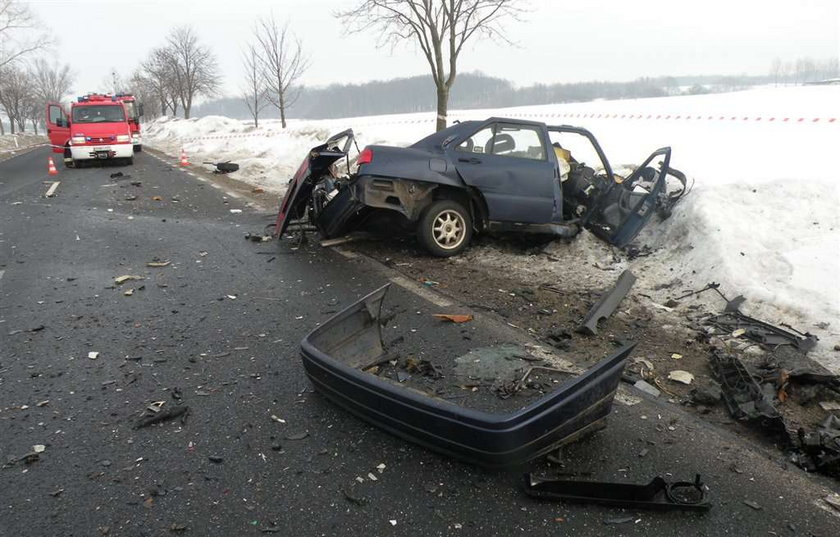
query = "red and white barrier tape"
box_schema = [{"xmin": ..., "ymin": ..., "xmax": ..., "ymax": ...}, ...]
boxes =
[
  {"xmin": 487, "ymin": 112, "xmax": 838, "ymax": 123},
  {"xmin": 167, "ymin": 111, "xmax": 836, "ymax": 143}
]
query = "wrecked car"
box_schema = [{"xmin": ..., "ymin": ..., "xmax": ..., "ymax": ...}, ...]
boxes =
[
  {"xmin": 299, "ymin": 284, "xmax": 634, "ymax": 467},
  {"xmin": 276, "ymin": 119, "xmax": 687, "ymax": 256}
]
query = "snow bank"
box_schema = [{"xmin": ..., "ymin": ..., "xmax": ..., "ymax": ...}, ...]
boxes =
[
  {"xmin": 0, "ymin": 133, "xmax": 47, "ymax": 154},
  {"xmin": 144, "ymin": 86, "xmax": 840, "ymax": 371}
]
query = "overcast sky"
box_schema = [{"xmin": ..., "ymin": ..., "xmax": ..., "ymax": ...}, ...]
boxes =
[{"xmin": 28, "ymin": 0, "xmax": 840, "ymax": 97}]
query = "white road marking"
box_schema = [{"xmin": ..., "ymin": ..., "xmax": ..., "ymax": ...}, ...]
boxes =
[
  {"xmin": 388, "ymin": 275, "xmax": 453, "ymax": 308},
  {"xmin": 333, "ymin": 247, "xmax": 452, "ymax": 307},
  {"xmin": 210, "ymin": 184, "xmax": 222, "ymax": 189},
  {"xmin": 225, "ymin": 191, "xmax": 241, "ymax": 199},
  {"xmin": 0, "ymin": 269, "xmax": 4, "ymax": 280}
]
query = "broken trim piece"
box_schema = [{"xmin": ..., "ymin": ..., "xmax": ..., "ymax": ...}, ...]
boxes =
[
  {"xmin": 706, "ymin": 311, "xmax": 818, "ymax": 352},
  {"xmin": 577, "ymin": 270, "xmax": 637, "ymax": 336},
  {"xmin": 299, "ymin": 284, "xmax": 634, "ymax": 467},
  {"xmin": 709, "ymin": 352, "xmax": 784, "ymax": 428},
  {"xmin": 523, "ymin": 473, "xmax": 711, "ymax": 512}
]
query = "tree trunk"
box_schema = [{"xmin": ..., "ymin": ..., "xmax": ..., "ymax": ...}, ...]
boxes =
[
  {"xmin": 436, "ymin": 85, "xmax": 449, "ymax": 132},
  {"xmin": 9, "ymin": 121, "xmax": 15, "ymax": 134},
  {"xmin": 31, "ymin": 119, "xmax": 38, "ymax": 134},
  {"xmin": 0, "ymin": 120, "xmax": 5, "ymax": 135},
  {"xmin": 279, "ymin": 94, "xmax": 286, "ymax": 129}
]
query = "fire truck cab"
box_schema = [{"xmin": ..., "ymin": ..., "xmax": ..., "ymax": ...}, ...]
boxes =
[
  {"xmin": 46, "ymin": 93, "xmax": 134, "ymax": 167},
  {"xmin": 115, "ymin": 93, "xmax": 144, "ymax": 152}
]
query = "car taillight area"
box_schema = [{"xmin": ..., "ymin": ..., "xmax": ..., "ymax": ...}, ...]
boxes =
[{"xmin": 358, "ymin": 147, "xmax": 373, "ymax": 165}]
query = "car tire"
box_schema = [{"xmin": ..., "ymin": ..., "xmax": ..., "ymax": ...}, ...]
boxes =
[
  {"xmin": 134, "ymin": 145, "xmax": 142, "ymax": 153},
  {"xmin": 418, "ymin": 199, "xmax": 473, "ymax": 257}
]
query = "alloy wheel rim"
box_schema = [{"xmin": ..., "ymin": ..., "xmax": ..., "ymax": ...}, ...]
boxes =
[{"xmin": 432, "ymin": 210, "xmax": 465, "ymax": 250}]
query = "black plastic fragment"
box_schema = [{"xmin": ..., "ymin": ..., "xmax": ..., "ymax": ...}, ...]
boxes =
[
  {"xmin": 706, "ymin": 311, "xmax": 818, "ymax": 352},
  {"xmin": 709, "ymin": 352, "xmax": 784, "ymax": 427},
  {"xmin": 577, "ymin": 270, "xmax": 636, "ymax": 336},
  {"xmin": 793, "ymin": 415, "xmax": 840, "ymax": 475},
  {"xmin": 523, "ymin": 473, "xmax": 711, "ymax": 512}
]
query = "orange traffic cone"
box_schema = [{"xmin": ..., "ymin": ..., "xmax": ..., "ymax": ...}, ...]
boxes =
[
  {"xmin": 48, "ymin": 157, "xmax": 58, "ymax": 176},
  {"xmin": 179, "ymin": 148, "xmax": 190, "ymax": 166}
]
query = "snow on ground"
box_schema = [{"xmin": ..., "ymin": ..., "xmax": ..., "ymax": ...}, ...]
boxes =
[
  {"xmin": 145, "ymin": 85, "xmax": 840, "ymax": 372},
  {"xmin": 0, "ymin": 133, "xmax": 47, "ymax": 154}
]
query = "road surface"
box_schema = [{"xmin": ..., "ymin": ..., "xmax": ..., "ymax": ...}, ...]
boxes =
[{"xmin": 1, "ymin": 147, "xmax": 838, "ymax": 536}]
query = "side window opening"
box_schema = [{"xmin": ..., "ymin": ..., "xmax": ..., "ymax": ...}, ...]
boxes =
[
  {"xmin": 455, "ymin": 125, "xmax": 495, "ymax": 154},
  {"xmin": 49, "ymin": 105, "xmax": 64, "ymax": 125},
  {"xmin": 493, "ymin": 125, "xmax": 546, "ymax": 160}
]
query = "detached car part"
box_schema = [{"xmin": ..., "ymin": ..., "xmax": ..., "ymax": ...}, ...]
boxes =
[
  {"xmin": 299, "ymin": 284, "xmax": 634, "ymax": 467},
  {"xmin": 577, "ymin": 269, "xmax": 636, "ymax": 336},
  {"xmin": 794, "ymin": 415, "xmax": 840, "ymax": 474},
  {"xmin": 709, "ymin": 351, "xmax": 784, "ymax": 428},
  {"xmin": 706, "ymin": 311, "xmax": 818, "ymax": 352},
  {"xmin": 276, "ymin": 120, "xmax": 688, "ymax": 256},
  {"xmin": 523, "ymin": 473, "xmax": 711, "ymax": 512}
]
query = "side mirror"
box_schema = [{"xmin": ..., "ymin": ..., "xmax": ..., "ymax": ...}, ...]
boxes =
[{"xmin": 55, "ymin": 118, "xmax": 64, "ymax": 127}]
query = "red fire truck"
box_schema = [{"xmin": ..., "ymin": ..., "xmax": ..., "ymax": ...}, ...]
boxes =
[
  {"xmin": 115, "ymin": 93, "xmax": 144, "ymax": 152},
  {"xmin": 46, "ymin": 94, "xmax": 135, "ymax": 167}
]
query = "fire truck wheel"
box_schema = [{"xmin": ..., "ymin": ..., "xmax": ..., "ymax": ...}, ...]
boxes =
[{"xmin": 125, "ymin": 156, "xmax": 134, "ymax": 166}]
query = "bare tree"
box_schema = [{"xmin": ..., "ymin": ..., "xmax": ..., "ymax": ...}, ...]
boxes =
[
  {"xmin": 0, "ymin": 0, "xmax": 49, "ymax": 70},
  {"xmin": 140, "ymin": 47, "xmax": 180, "ymax": 116},
  {"xmin": 128, "ymin": 70, "xmax": 161, "ymax": 120},
  {"xmin": 769, "ymin": 57, "xmax": 782, "ymax": 87},
  {"xmin": 164, "ymin": 26, "xmax": 220, "ymax": 118},
  {"xmin": 242, "ymin": 43, "xmax": 267, "ymax": 128},
  {"xmin": 0, "ymin": 64, "xmax": 30, "ymax": 133},
  {"xmin": 29, "ymin": 58, "xmax": 73, "ymax": 103},
  {"xmin": 338, "ymin": 0, "xmax": 523, "ymax": 131},
  {"xmin": 253, "ymin": 15, "xmax": 307, "ymax": 128}
]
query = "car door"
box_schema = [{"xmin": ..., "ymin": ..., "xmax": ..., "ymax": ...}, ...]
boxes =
[
  {"xmin": 45, "ymin": 102, "xmax": 70, "ymax": 154},
  {"xmin": 449, "ymin": 121, "xmax": 557, "ymax": 224}
]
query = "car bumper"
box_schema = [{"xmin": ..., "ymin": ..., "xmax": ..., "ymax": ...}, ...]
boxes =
[
  {"xmin": 300, "ymin": 284, "xmax": 633, "ymax": 468},
  {"xmin": 70, "ymin": 143, "xmax": 133, "ymax": 160}
]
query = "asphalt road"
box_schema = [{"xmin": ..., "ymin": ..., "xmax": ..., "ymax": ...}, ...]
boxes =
[{"xmin": 1, "ymin": 147, "xmax": 838, "ymax": 536}]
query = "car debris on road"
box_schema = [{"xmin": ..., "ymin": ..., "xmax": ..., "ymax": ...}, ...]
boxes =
[
  {"xmin": 298, "ymin": 284, "xmax": 633, "ymax": 467},
  {"xmin": 523, "ymin": 473, "xmax": 711, "ymax": 512},
  {"xmin": 275, "ymin": 121, "xmax": 688, "ymax": 256}
]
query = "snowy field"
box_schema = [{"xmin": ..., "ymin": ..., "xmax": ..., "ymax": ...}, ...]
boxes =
[
  {"xmin": 145, "ymin": 85, "xmax": 840, "ymax": 372},
  {"xmin": 0, "ymin": 133, "xmax": 46, "ymax": 155}
]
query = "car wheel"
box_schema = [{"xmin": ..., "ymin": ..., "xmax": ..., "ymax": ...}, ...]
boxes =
[
  {"xmin": 134, "ymin": 145, "xmax": 142, "ymax": 153},
  {"xmin": 418, "ymin": 199, "xmax": 472, "ymax": 257}
]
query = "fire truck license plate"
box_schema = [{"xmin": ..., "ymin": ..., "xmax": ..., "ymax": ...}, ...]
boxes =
[{"xmin": 93, "ymin": 146, "xmax": 111, "ymax": 152}]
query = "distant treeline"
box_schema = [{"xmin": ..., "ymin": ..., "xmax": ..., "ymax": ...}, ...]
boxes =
[{"xmin": 190, "ymin": 71, "xmax": 790, "ymax": 121}]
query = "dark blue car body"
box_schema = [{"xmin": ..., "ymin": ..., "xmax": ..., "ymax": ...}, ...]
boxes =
[{"xmin": 276, "ymin": 118, "xmax": 686, "ymax": 255}]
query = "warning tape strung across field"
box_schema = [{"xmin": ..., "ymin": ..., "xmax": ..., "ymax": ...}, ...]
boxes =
[{"xmin": 172, "ymin": 111, "xmax": 837, "ymax": 143}]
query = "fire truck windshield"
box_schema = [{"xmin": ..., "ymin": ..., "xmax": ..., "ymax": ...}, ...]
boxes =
[{"xmin": 72, "ymin": 105, "xmax": 126, "ymax": 124}]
